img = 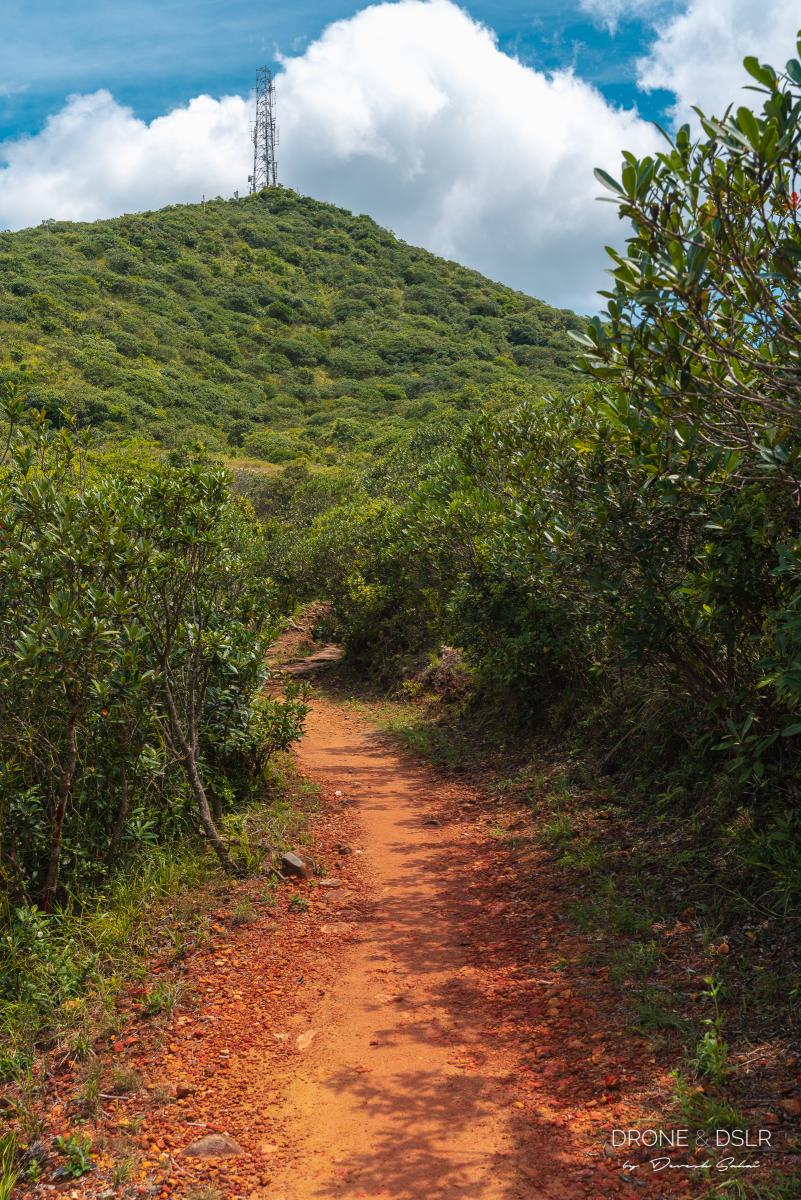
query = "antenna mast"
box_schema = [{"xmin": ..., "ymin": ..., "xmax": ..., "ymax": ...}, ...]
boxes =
[{"xmin": 248, "ymin": 66, "xmax": 278, "ymax": 193}]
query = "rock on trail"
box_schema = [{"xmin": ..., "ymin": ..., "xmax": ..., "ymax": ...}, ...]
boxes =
[{"xmin": 183, "ymin": 1133, "xmax": 243, "ymax": 1158}]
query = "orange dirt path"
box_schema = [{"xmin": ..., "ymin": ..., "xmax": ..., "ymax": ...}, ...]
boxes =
[
  {"xmin": 260, "ymin": 693, "xmax": 685, "ymax": 1200},
  {"xmin": 268, "ymin": 697, "xmax": 530, "ymax": 1200},
  {"xmin": 28, "ymin": 674, "xmax": 693, "ymax": 1200}
]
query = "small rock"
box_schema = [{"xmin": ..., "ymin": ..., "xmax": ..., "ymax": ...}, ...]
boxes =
[
  {"xmin": 318, "ymin": 878, "xmax": 342, "ymax": 888},
  {"xmin": 175, "ymin": 1082, "xmax": 195, "ymax": 1099},
  {"xmin": 780, "ymin": 1098, "xmax": 801, "ymax": 1117},
  {"xmin": 280, "ymin": 851, "xmax": 309, "ymax": 879},
  {"xmin": 296, "ymin": 1028, "xmax": 318, "ymax": 1051},
  {"xmin": 22, "ymin": 1140, "xmax": 49, "ymax": 1170},
  {"xmin": 183, "ymin": 1133, "xmax": 243, "ymax": 1158},
  {"xmin": 336, "ymin": 843, "xmax": 352, "ymax": 855}
]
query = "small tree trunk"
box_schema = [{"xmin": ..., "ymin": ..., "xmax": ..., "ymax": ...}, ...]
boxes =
[
  {"xmin": 161, "ymin": 679, "xmax": 239, "ymax": 875},
  {"xmin": 42, "ymin": 702, "xmax": 80, "ymax": 911},
  {"xmin": 107, "ymin": 758, "xmax": 130, "ymax": 863},
  {"xmin": 183, "ymin": 750, "xmax": 240, "ymax": 875}
]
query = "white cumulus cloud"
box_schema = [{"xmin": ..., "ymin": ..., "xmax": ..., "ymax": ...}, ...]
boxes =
[
  {"xmin": 0, "ymin": 90, "xmax": 250, "ymax": 230},
  {"xmin": 276, "ymin": 0, "xmax": 658, "ymax": 309},
  {"xmin": 635, "ymin": 0, "xmax": 801, "ymax": 123},
  {"xmin": 0, "ymin": 0, "xmax": 664, "ymax": 310}
]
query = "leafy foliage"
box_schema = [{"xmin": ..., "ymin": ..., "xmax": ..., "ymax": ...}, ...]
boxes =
[
  {"xmin": 0, "ymin": 190, "xmax": 583, "ymax": 459},
  {"xmin": 279, "ymin": 36, "xmax": 801, "ymax": 910},
  {"xmin": 0, "ymin": 383, "xmax": 306, "ymax": 910}
]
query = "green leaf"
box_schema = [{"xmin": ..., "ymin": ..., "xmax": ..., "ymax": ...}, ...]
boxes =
[
  {"xmin": 736, "ymin": 106, "xmax": 761, "ymax": 147},
  {"xmin": 786, "ymin": 58, "xmax": 801, "ymax": 86},
  {"xmin": 743, "ymin": 56, "xmax": 776, "ymax": 88},
  {"xmin": 593, "ymin": 167, "xmax": 625, "ymax": 196}
]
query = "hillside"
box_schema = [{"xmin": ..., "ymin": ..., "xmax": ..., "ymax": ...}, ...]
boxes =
[
  {"xmin": 0, "ymin": 190, "xmax": 584, "ymax": 459},
  {"xmin": 3, "ymin": 37, "xmax": 801, "ymax": 1200}
]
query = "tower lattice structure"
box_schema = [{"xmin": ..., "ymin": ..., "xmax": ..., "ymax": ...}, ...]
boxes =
[{"xmin": 249, "ymin": 66, "xmax": 278, "ymax": 193}]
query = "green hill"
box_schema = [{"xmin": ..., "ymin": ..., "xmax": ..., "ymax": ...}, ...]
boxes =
[{"xmin": 0, "ymin": 189, "xmax": 583, "ymax": 460}]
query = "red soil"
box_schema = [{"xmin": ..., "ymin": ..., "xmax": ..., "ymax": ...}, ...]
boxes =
[{"xmin": 26, "ymin": 673, "xmax": 703, "ymax": 1199}]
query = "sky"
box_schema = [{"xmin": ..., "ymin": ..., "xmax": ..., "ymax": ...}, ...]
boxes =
[{"xmin": 0, "ymin": 0, "xmax": 799, "ymax": 310}]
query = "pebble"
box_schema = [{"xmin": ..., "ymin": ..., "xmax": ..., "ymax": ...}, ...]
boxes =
[{"xmin": 183, "ymin": 1133, "xmax": 243, "ymax": 1157}]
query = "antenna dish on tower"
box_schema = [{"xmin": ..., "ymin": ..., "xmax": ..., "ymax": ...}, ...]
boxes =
[{"xmin": 249, "ymin": 66, "xmax": 278, "ymax": 193}]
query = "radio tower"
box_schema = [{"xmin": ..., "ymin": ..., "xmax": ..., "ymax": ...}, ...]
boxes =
[{"xmin": 248, "ymin": 67, "xmax": 278, "ymax": 193}]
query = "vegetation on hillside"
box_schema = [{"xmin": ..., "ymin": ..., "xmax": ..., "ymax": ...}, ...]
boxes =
[
  {"xmin": 2, "ymin": 29, "xmax": 801, "ymax": 1197},
  {"xmin": 0, "ymin": 388, "xmax": 307, "ymax": 1079},
  {"xmin": 275, "ymin": 39, "xmax": 801, "ymax": 919},
  {"xmin": 0, "ymin": 190, "xmax": 582, "ymax": 458}
]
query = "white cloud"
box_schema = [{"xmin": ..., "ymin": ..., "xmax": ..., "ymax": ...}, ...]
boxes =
[
  {"xmin": 2, "ymin": 1, "xmax": 799, "ymax": 308},
  {"xmin": 635, "ymin": 0, "xmax": 800, "ymax": 123},
  {"xmin": 0, "ymin": 0, "xmax": 664, "ymax": 310},
  {"xmin": 0, "ymin": 90, "xmax": 250, "ymax": 230},
  {"xmin": 579, "ymin": 0, "xmax": 666, "ymax": 35},
  {"xmin": 276, "ymin": 0, "xmax": 659, "ymax": 309}
]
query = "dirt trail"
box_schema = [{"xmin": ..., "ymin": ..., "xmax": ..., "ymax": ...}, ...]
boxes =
[
  {"xmin": 261, "ymin": 683, "xmax": 683, "ymax": 1200},
  {"xmin": 32, "ymin": 656, "xmax": 688, "ymax": 1200},
  {"xmin": 268, "ymin": 697, "xmax": 529, "ymax": 1200}
]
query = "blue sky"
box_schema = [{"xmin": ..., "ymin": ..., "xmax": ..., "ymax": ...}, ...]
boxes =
[
  {"xmin": 0, "ymin": 0, "xmax": 675, "ymax": 142},
  {"xmin": 1, "ymin": 0, "xmax": 795, "ymax": 308}
]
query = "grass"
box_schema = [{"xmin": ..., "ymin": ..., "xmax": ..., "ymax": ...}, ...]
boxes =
[
  {"xmin": 142, "ymin": 978, "xmax": 186, "ymax": 1017},
  {"xmin": 76, "ymin": 1055, "xmax": 103, "ymax": 1116},
  {"xmin": 347, "ymin": 697, "xmax": 465, "ymax": 768},
  {"xmin": 672, "ymin": 1070, "xmax": 746, "ymax": 1130},
  {"xmin": 634, "ymin": 989, "xmax": 687, "ymax": 1032},
  {"xmin": 538, "ymin": 812, "xmax": 575, "ymax": 847},
  {"xmin": 0, "ymin": 751, "xmax": 317, "ymax": 1182},
  {"xmin": 608, "ymin": 939, "xmax": 663, "ymax": 983},
  {"xmin": 0, "ymin": 845, "xmax": 210, "ymax": 1085},
  {"xmin": 566, "ymin": 893, "xmax": 653, "ymax": 938},
  {"xmin": 109, "ymin": 1152, "xmax": 140, "ymax": 1186},
  {"xmin": 230, "ymin": 899, "xmax": 257, "ymax": 927},
  {"xmin": 711, "ymin": 1177, "xmax": 801, "ymax": 1199},
  {"xmin": 108, "ymin": 1064, "xmax": 142, "ymax": 1095},
  {"xmin": 0, "ymin": 1134, "xmax": 19, "ymax": 1200}
]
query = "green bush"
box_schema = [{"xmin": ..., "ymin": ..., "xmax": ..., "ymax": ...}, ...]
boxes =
[
  {"xmin": 276, "ymin": 36, "xmax": 801, "ymax": 909},
  {"xmin": 241, "ymin": 428, "xmax": 306, "ymax": 462},
  {"xmin": 0, "ymin": 380, "xmax": 306, "ymax": 906}
]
